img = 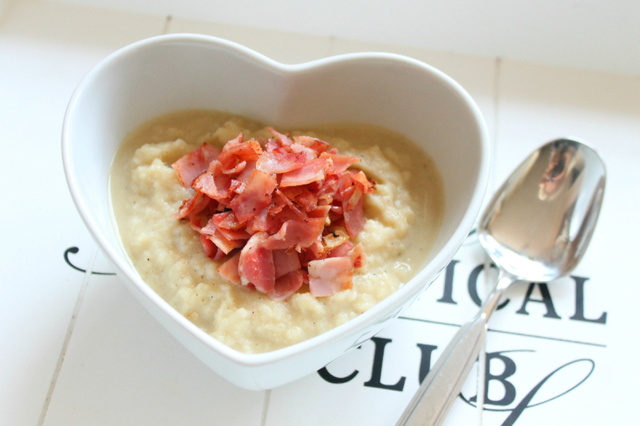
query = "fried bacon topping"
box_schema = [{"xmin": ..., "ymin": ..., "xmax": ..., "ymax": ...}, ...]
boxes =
[{"xmin": 172, "ymin": 129, "xmax": 375, "ymax": 300}]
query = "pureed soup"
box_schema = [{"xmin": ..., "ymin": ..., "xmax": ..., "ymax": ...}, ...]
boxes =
[{"xmin": 110, "ymin": 110, "xmax": 444, "ymax": 353}]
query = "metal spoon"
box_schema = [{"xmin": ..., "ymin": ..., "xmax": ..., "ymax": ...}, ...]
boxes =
[{"xmin": 396, "ymin": 138, "xmax": 606, "ymax": 426}]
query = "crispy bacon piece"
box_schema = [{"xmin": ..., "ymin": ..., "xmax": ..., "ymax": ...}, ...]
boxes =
[
  {"xmin": 192, "ymin": 160, "xmax": 232, "ymax": 200},
  {"xmin": 305, "ymin": 237, "xmax": 325, "ymax": 262},
  {"xmin": 217, "ymin": 251, "xmax": 241, "ymax": 285},
  {"xmin": 342, "ymin": 185, "xmax": 365, "ymax": 238},
  {"xmin": 308, "ymin": 257, "xmax": 354, "ymax": 297},
  {"xmin": 323, "ymin": 228, "xmax": 349, "ymax": 250},
  {"xmin": 340, "ymin": 170, "xmax": 374, "ymax": 238},
  {"xmin": 328, "ymin": 240, "xmax": 355, "ymax": 258},
  {"xmin": 321, "ymin": 152, "xmax": 360, "ymax": 174},
  {"xmin": 263, "ymin": 218, "xmax": 326, "ymax": 251},
  {"xmin": 205, "ymin": 229, "xmax": 238, "ymax": 254},
  {"xmin": 213, "ymin": 211, "xmax": 243, "ymax": 230},
  {"xmin": 293, "ymin": 136, "xmax": 330, "ymax": 154},
  {"xmin": 229, "ymin": 161, "xmax": 257, "ymax": 195},
  {"xmin": 217, "ymin": 134, "xmax": 262, "ymax": 173},
  {"xmin": 230, "ymin": 170, "xmax": 277, "ymax": 223},
  {"xmin": 273, "ymin": 249, "xmax": 302, "ymax": 278},
  {"xmin": 200, "ymin": 234, "xmax": 218, "ymax": 258},
  {"xmin": 280, "ymin": 157, "xmax": 331, "ymax": 187},
  {"xmin": 173, "ymin": 191, "xmax": 209, "ymax": 220},
  {"xmin": 347, "ymin": 242, "xmax": 366, "ymax": 268},
  {"xmin": 256, "ymin": 150, "xmax": 307, "ymax": 174},
  {"xmin": 172, "ymin": 143, "xmax": 220, "ymax": 187},
  {"xmin": 275, "ymin": 189, "xmax": 307, "ymax": 220},
  {"xmin": 289, "ymin": 143, "xmax": 318, "ymax": 161},
  {"xmin": 279, "ymin": 187, "xmax": 317, "ymax": 212},
  {"xmin": 238, "ymin": 232, "xmax": 275, "ymax": 292},
  {"xmin": 172, "ymin": 128, "xmax": 375, "ymax": 300},
  {"xmin": 269, "ymin": 270, "xmax": 305, "ymax": 301},
  {"xmin": 200, "ymin": 212, "xmax": 250, "ymax": 241},
  {"xmin": 223, "ymin": 160, "xmax": 247, "ymax": 175},
  {"xmin": 268, "ymin": 127, "xmax": 292, "ymax": 147}
]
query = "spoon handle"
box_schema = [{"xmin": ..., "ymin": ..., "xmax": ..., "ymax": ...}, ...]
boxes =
[{"xmin": 395, "ymin": 272, "xmax": 515, "ymax": 426}]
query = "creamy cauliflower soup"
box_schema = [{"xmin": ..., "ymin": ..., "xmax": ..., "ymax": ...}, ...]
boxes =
[{"xmin": 110, "ymin": 110, "xmax": 443, "ymax": 353}]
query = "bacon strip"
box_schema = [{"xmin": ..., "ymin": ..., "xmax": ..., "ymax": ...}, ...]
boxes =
[
  {"xmin": 257, "ymin": 150, "xmax": 307, "ymax": 174},
  {"xmin": 347, "ymin": 242, "xmax": 366, "ymax": 268},
  {"xmin": 273, "ymin": 249, "xmax": 302, "ymax": 278},
  {"xmin": 293, "ymin": 136, "xmax": 330, "ymax": 154},
  {"xmin": 217, "ymin": 134, "xmax": 262, "ymax": 173},
  {"xmin": 268, "ymin": 270, "xmax": 305, "ymax": 301},
  {"xmin": 192, "ymin": 161, "xmax": 232, "ymax": 200},
  {"xmin": 238, "ymin": 232, "xmax": 275, "ymax": 292},
  {"xmin": 217, "ymin": 251, "xmax": 241, "ymax": 285},
  {"xmin": 230, "ymin": 170, "xmax": 277, "ymax": 223},
  {"xmin": 173, "ymin": 191, "xmax": 209, "ymax": 220},
  {"xmin": 321, "ymin": 152, "xmax": 360, "ymax": 174},
  {"xmin": 280, "ymin": 157, "xmax": 331, "ymax": 187},
  {"xmin": 268, "ymin": 127, "xmax": 292, "ymax": 147},
  {"xmin": 172, "ymin": 144, "xmax": 220, "ymax": 187},
  {"xmin": 263, "ymin": 218, "xmax": 326, "ymax": 251},
  {"xmin": 308, "ymin": 257, "xmax": 354, "ymax": 297},
  {"xmin": 342, "ymin": 185, "xmax": 365, "ymax": 237}
]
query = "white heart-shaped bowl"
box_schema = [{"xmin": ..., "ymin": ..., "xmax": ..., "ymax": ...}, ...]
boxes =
[{"xmin": 62, "ymin": 34, "xmax": 489, "ymax": 390}]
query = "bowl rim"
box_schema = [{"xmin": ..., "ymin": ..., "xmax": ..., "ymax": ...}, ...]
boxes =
[{"xmin": 62, "ymin": 33, "xmax": 490, "ymax": 368}]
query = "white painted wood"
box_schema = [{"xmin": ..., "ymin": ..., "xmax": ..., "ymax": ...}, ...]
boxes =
[
  {"xmin": 49, "ymin": 0, "xmax": 640, "ymax": 76},
  {"xmin": 43, "ymin": 272, "xmax": 265, "ymax": 426},
  {"xmin": 0, "ymin": 2, "xmax": 164, "ymax": 424},
  {"xmin": 1, "ymin": 1, "xmax": 638, "ymax": 425}
]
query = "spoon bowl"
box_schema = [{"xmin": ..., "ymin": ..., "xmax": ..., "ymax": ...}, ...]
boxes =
[
  {"xmin": 396, "ymin": 138, "xmax": 606, "ymax": 426},
  {"xmin": 479, "ymin": 138, "xmax": 606, "ymax": 281}
]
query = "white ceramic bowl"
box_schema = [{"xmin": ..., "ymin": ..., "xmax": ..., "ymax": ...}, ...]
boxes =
[{"xmin": 62, "ymin": 34, "xmax": 489, "ymax": 390}]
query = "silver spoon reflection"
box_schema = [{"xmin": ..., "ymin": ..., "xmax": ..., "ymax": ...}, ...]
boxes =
[{"xmin": 396, "ymin": 138, "xmax": 606, "ymax": 426}]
